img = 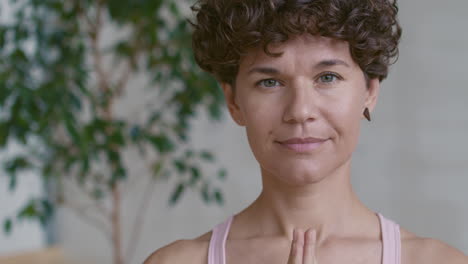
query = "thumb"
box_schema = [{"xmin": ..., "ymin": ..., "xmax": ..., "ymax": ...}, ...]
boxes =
[{"xmin": 303, "ymin": 228, "xmax": 317, "ymax": 264}]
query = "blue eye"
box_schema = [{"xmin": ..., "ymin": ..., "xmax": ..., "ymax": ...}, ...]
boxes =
[
  {"xmin": 257, "ymin": 79, "xmax": 281, "ymax": 88},
  {"xmin": 319, "ymin": 73, "xmax": 340, "ymax": 83}
]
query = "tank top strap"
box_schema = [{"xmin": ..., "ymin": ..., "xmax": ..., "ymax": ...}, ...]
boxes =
[
  {"xmin": 377, "ymin": 212, "xmax": 402, "ymax": 264},
  {"xmin": 208, "ymin": 215, "xmax": 233, "ymax": 264}
]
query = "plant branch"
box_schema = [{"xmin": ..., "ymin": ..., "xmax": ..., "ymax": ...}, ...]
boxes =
[
  {"xmin": 89, "ymin": 0, "xmax": 110, "ymax": 96},
  {"xmin": 87, "ymin": 3, "xmax": 124, "ymax": 264},
  {"xmin": 114, "ymin": 61, "xmax": 133, "ymax": 97},
  {"xmin": 121, "ymin": 163, "xmax": 147, "ymax": 200},
  {"xmin": 124, "ymin": 174, "xmax": 157, "ymax": 263},
  {"xmin": 111, "ymin": 183, "xmax": 124, "ymax": 264},
  {"xmin": 75, "ymin": 1, "xmax": 95, "ymax": 30},
  {"xmin": 62, "ymin": 198, "xmax": 112, "ymax": 242},
  {"xmin": 64, "ymin": 176, "xmax": 111, "ymax": 219}
]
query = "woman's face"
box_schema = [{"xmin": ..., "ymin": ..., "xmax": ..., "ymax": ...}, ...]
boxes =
[{"xmin": 222, "ymin": 34, "xmax": 379, "ymax": 186}]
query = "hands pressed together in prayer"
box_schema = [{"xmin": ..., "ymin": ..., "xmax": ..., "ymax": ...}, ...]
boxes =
[{"xmin": 287, "ymin": 229, "xmax": 318, "ymax": 264}]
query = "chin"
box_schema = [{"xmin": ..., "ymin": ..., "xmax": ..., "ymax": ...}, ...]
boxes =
[{"xmin": 263, "ymin": 161, "xmax": 328, "ymax": 186}]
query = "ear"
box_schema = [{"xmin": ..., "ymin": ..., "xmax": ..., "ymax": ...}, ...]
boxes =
[
  {"xmin": 221, "ymin": 83, "xmax": 245, "ymax": 126},
  {"xmin": 364, "ymin": 78, "xmax": 380, "ymax": 114}
]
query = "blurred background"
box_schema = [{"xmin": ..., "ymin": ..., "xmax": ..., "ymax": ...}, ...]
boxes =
[{"xmin": 0, "ymin": 0, "xmax": 467, "ymax": 263}]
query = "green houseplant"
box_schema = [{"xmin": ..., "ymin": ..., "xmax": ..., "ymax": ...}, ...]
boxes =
[{"xmin": 0, "ymin": 0, "xmax": 226, "ymax": 263}]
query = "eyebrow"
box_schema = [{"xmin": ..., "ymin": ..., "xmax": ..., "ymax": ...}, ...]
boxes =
[
  {"xmin": 247, "ymin": 59, "xmax": 350, "ymax": 75},
  {"xmin": 316, "ymin": 59, "xmax": 350, "ymax": 68}
]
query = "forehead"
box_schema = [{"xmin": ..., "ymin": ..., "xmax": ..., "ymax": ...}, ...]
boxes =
[{"xmin": 238, "ymin": 34, "xmax": 356, "ymax": 73}]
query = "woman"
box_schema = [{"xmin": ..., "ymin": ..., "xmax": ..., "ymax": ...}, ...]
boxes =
[{"xmin": 145, "ymin": 0, "xmax": 468, "ymax": 263}]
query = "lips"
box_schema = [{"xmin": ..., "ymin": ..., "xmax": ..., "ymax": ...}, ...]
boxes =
[
  {"xmin": 277, "ymin": 137, "xmax": 327, "ymax": 144},
  {"xmin": 276, "ymin": 137, "xmax": 328, "ymax": 152}
]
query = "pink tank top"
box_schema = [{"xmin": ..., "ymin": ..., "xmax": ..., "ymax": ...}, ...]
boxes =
[{"xmin": 208, "ymin": 212, "xmax": 401, "ymax": 264}]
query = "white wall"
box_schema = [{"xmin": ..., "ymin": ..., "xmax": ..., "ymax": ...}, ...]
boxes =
[
  {"xmin": 366, "ymin": 0, "xmax": 468, "ymax": 251},
  {"xmin": 4, "ymin": 0, "xmax": 466, "ymax": 263}
]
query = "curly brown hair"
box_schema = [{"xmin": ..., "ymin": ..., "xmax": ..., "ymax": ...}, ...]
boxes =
[{"xmin": 191, "ymin": 0, "xmax": 402, "ymax": 85}]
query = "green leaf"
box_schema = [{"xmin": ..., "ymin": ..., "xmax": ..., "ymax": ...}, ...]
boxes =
[
  {"xmin": 5, "ymin": 156, "xmax": 33, "ymax": 175},
  {"xmin": 173, "ymin": 159, "xmax": 186, "ymax": 173},
  {"xmin": 115, "ymin": 41, "xmax": 132, "ymax": 57},
  {"xmin": 41, "ymin": 200, "xmax": 54, "ymax": 219},
  {"xmin": 11, "ymin": 48, "xmax": 28, "ymax": 62},
  {"xmin": 147, "ymin": 111, "xmax": 161, "ymax": 126},
  {"xmin": 200, "ymin": 150, "xmax": 214, "ymax": 162},
  {"xmin": 214, "ymin": 189, "xmax": 224, "ymax": 205},
  {"xmin": 17, "ymin": 201, "xmax": 38, "ymax": 219},
  {"xmin": 0, "ymin": 27, "xmax": 7, "ymax": 49},
  {"xmin": 64, "ymin": 114, "xmax": 80, "ymax": 143},
  {"xmin": 8, "ymin": 174, "xmax": 17, "ymax": 191},
  {"xmin": 168, "ymin": 2, "xmax": 179, "ymax": 16},
  {"xmin": 169, "ymin": 183, "xmax": 185, "ymax": 206},
  {"xmin": 152, "ymin": 160, "xmax": 164, "ymax": 176},
  {"xmin": 107, "ymin": 0, "xmax": 127, "ymax": 21},
  {"xmin": 68, "ymin": 92, "xmax": 82, "ymax": 111},
  {"xmin": 189, "ymin": 166, "xmax": 200, "ymax": 186},
  {"xmin": 0, "ymin": 122, "xmax": 9, "ymax": 147},
  {"xmin": 184, "ymin": 150, "xmax": 194, "ymax": 158},
  {"xmin": 208, "ymin": 102, "xmax": 222, "ymax": 120},
  {"xmin": 107, "ymin": 150, "xmax": 120, "ymax": 163},
  {"xmin": 147, "ymin": 134, "xmax": 175, "ymax": 153},
  {"xmin": 201, "ymin": 183, "xmax": 210, "ymax": 204},
  {"xmin": 111, "ymin": 166, "xmax": 127, "ymax": 183},
  {"xmin": 3, "ymin": 218, "xmax": 12, "ymax": 235},
  {"xmin": 109, "ymin": 128, "xmax": 125, "ymax": 147},
  {"xmin": 217, "ymin": 169, "xmax": 227, "ymax": 180}
]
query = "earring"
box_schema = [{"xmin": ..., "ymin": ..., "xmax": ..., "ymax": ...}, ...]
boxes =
[{"xmin": 363, "ymin": 108, "xmax": 371, "ymax": 121}]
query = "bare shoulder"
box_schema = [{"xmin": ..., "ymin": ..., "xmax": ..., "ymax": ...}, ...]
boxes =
[
  {"xmin": 143, "ymin": 231, "xmax": 212, "ymax": 264},
  {"xmin": 400, "ymin": 227, "xmax": 468, "ymax": 264}
]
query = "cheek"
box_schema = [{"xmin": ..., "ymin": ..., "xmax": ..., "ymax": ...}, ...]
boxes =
[
  {"xmin": 240, "ymin": 93, "xmax": 279, "ymax": 128},
  {"xmin": 327, "ymin": 90, "xmax": 365, "ymax": 150},
  {"xmin": 240, "ymin": 96, "xmax": 282, "ymax": 158},
  {"xmin": 332, "ymin": 99, "xmax": 362, "ymax": 127}
]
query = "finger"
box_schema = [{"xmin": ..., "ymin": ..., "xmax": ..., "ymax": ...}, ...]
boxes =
[
  {"xmin": 303, "ymin": 228, "xmax": 317, "ymax": 264},
  {"xmin": 287, "ymin": 228, "xmax": 304, "ymax": 264},
  {"xmin": 287, "ymin": 229, "xmax": 298, "ymax": 264}
]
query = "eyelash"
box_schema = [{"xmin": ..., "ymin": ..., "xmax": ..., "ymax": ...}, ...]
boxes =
[
  {"xmin": 255, "ymin": 72, "xmax": 343, "ymax": 89},
  {"xmin": 318, "ymin": 72, "xmax": 343, "ymax": 84},
  {"xmin": 255, "ymin": 79, "xmax": 282, "ymax": 88}
]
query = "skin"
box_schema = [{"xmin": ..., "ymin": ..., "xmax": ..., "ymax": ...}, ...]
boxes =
[{"xmin": 145, "ymin": 35, "xmax": 468, "ymax": 264}]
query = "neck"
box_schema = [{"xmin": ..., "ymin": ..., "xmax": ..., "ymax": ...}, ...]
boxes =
[{"xmin": 239, "ymin": 160, "xmax": 373, "ymax": 245}]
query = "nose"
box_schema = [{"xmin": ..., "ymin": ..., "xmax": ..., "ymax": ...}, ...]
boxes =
[{"xmin": 282, "ymin": 79, "xmax": 319, "ymax": 124}]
